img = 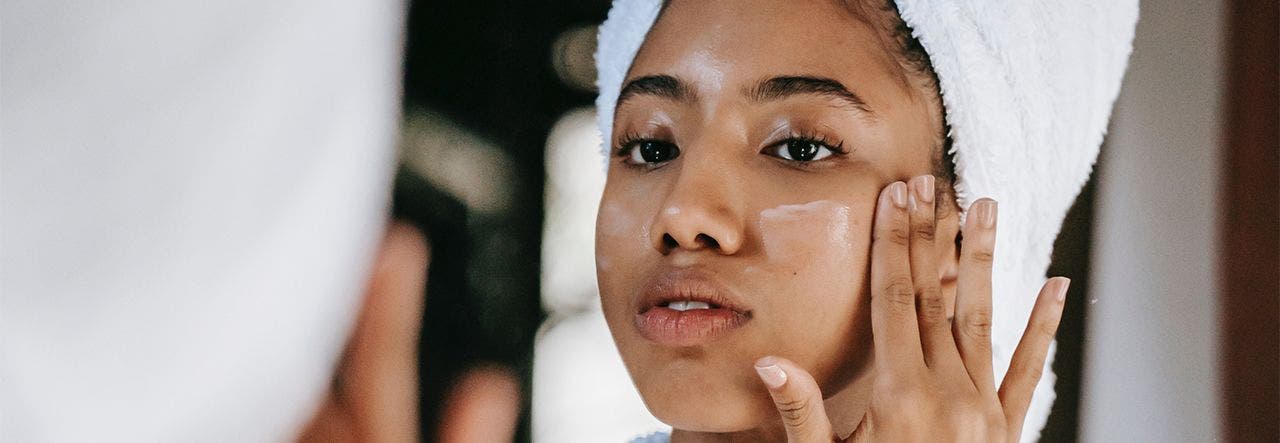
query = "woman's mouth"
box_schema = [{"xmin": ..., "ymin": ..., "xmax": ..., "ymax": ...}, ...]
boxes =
[
  {"xmin": 663, "ymin": 300, "xmax": 714, "ymax": 311},
  {"xmin": 633, "ymin": 270, "xmax": 751, "ymax": 347}
]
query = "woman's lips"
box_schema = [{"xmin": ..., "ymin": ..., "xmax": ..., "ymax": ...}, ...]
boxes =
[{"xmin": 633, "ymin": 270, "xmax": 751, "ymax": 347}]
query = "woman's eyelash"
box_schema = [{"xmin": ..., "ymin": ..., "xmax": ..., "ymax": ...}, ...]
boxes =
[
  {"xmin": 777, "ymin": 131, "xmax": 848, "ymax": 154},
  {"xmin": 613, "ymin": 134, "xmax": 637, "ymax": 157},
  {"xmin": 614, "ymin": 133, "xmax": 682, "ymax": 169},
  {"xmin": 613, "ymin": 132, "xmax": 652, "ymax": 156}
]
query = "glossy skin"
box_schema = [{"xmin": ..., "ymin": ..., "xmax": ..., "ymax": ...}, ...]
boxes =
[{"xmin": 595, "ymin": 0, "xmax": 958, "ymax": 438}]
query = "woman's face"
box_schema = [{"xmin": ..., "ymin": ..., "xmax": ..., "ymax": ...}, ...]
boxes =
[{"xmin": 596, "ymin": 0, "xmax": 952, "ymax": 432}]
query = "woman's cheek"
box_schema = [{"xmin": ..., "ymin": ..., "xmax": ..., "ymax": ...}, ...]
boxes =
[
  {"xmin": 754, "ymin": 200, "xmax": 866, "ymax": 366},
  {"xmin": 596, "ymin": 201, "xmax": 651, "ymax": 274},
  {"xmin": 755, "ymin": 200, "xmax": 856, "ymax": 277},
  {"xmin": 754, "ymin": 199, "xmax": 862, "ymax": 325}
]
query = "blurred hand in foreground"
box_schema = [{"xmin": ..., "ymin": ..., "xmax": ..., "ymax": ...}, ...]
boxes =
[{"xmin": 298, "ymin": 222, "xmax": 522, "ymax": 443}]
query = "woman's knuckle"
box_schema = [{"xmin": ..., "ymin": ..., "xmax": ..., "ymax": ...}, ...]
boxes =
[
  {"xmin": 918, "ymin": 288, "xmax": 946, "ymax": 318},
  {"xmin": 873, "ymin": 374, "xmax": 898, "ymax": 394},
  {"xmin": 875, "ymin": 373, "xmax": 914, "ymax": 397},
  {"xmin": 913, "ymin": 223, "xmax": 937, "ymax": 241},
  {"xmin": 882, "ymin": 278, "xmax": 916, "ymax": 308},
  {"xmin": 961, "ymin": 312, "xmax": 993, "ymax": 339},
  {"xmin": 776, "ymin": 398, "xmax": 812, "ymax": 426},
  {"xmin": 886, "ymin": 225, "xmax": 911, "ymax": 246},
  {"xmin": 967, "ymin": 248, "xmax": 995, "ymax": 265}
]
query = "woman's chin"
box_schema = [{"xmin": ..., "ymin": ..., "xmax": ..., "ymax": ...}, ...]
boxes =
[{"xmin": 640, "ymin": 380, "xmax": 779, "ymax": 433}]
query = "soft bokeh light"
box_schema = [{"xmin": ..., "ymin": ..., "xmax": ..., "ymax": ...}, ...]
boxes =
[{"xmin": 400, "ymin": 108, "xmax": 516, "ymax": 216}]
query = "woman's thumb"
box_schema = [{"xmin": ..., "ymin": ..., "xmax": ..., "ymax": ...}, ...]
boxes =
[{"xmin": 754, "ymin": 356, "xmax": 833, "ymax": 443}]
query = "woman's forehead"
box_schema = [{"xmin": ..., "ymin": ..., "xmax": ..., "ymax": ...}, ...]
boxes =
[{"xmin": 628, "ymin": 0, "xmax": 910, "ymax": 109}]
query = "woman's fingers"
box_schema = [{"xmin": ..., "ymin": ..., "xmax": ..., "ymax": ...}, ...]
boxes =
[
  {"xmin": 998, "ymin": 277, "xmax": 1070, "ymax": 440},
  {"xmin": 952, "ymin": 199, "xmax": 998, "ymax": 394},
  {"xmin": 299, "ymin": 221, "xmax": 429, "ymax": 443},
  {"xmin": 342, "ymin": 221, "xmax": 429, "ymax": 442},
  {"xmin": 870, "ymin": 181, "xmax": 926, "ymax": 373},
  {"xmin": 437, "ymin": 365, "xmax": 522, "ymax": 443},
  {"xmin": 755, "ymin": 356, "xmax": 834, "ymax": 443},
  {"xmin": 906, "ymin": 175, "xmax": 959, "ymax": 370}
]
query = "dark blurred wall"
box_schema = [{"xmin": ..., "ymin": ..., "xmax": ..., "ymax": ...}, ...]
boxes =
[{"xmin": 399, "ymin": 1, "xmax": 609, "ymax": 441}]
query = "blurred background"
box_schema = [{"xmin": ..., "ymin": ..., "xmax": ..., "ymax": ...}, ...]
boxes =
[{"xmin": 396, "ymin": 0, "xmax": 1276, "ymax": 442}]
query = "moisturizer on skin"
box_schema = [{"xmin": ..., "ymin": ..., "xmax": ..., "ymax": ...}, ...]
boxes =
[{"xmin": 757, "ymin": 200, "xmax": 853, "ymax": 268}]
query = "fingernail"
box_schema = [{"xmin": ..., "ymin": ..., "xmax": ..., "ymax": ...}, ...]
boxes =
[
  {"xmin": 890, "ymin": 182, "xmax": 908, "ymax": 209},
  {"xmin": 1053, "ymin": 277, "xmax": 1071, "ymax": 301},
  {"xmin": 974, "ymin": 199, "xmax": 997, "ymax": 228},
  {"xmin": 754, "ymin": 357, "xmax": 787, "ymax": 389},
  {"xmin": 914, "ymin": 175, "xmax": 935, "ymax": 204}
]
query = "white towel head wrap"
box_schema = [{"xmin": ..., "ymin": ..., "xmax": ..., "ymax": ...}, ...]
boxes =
[{"xmin": 595, "ymin": 0, "xmax": 1137, "ymax": 439}]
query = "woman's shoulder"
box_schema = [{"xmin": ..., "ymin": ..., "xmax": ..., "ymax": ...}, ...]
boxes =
[{"xmin": 628, "ymin": 431, "xmax": 671, "ymax": 443}]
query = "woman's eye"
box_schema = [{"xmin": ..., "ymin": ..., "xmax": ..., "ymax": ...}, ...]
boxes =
[
  {"xmin": 627, "ymin": 140, "xmax": 681, "ymax": 164},
  {"xmin": 770, "ymin": 139, "xmax": 835, "ymax": 162}
]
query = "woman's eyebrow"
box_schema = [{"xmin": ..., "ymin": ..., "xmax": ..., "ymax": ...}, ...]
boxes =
[
  {"xmin": 745, "ymin": 76, "xmax": 874, "ymax": 115},
  {"xmin": 617, "ymin": 74, "xmax": 696, "ymax": 109}
]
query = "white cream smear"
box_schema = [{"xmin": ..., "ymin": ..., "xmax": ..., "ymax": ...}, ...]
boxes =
[
  {"xmin": 757, "ymin": 200, "xmax": 853, "ymax": 264},
  {"xmin": 598, "ymin": 202, "xmax": 652, "ymax": 248}
]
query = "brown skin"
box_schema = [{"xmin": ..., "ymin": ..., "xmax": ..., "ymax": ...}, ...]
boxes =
[{"xmin": 597, "ymin": 1, "xmax": 1067, "ymax": 441}]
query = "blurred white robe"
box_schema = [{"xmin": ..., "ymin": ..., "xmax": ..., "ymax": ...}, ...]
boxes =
[{"xmin": 1, "ymin": 1, "xmax": 405, "ymax": 440}]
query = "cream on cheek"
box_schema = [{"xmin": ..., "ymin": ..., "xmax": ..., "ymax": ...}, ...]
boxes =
[
  {"xmin": 756, "ymin": 200, "xmax": 855, "ymax": 273},
  {"xmin": 596, "ymin": 201, "xmax": 651, "ymax": 273}
]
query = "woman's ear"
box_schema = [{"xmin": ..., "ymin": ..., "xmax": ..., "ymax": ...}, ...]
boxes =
[{"xmin": 936, "ymin": 205, "xmax": 962, "ymax": 321}]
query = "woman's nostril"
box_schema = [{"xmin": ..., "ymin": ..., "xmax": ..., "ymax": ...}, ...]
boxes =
[
  {"xmin": 662, "ymin": 233, "xmax": 680, "ymax": 250},
  {"xmin": 695, "ymin": 233, "xmax": 720, "ymax": 250}
]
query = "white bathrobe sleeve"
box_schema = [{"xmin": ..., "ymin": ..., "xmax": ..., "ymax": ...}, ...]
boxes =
[{"xmin": 1, "ymin": 1, "xmax": 405, "ymax": 441}]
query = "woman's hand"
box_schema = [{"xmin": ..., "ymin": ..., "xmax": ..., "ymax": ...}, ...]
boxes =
[
  {"xmin": 299, "ymin": 222, "xmax": 429, "ymax": 443},
  {"xmin": 297, "ymin": 221, "xmax": 522, "ymax": 443},
  {"xmin": 753, "ymin": 175, "xmax": 1071, "ymax": 442}
]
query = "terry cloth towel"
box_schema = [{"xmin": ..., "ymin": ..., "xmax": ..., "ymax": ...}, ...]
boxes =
[{"xmin": 594, "ymin": 1, "xmax": 1137, "ymax": 440}]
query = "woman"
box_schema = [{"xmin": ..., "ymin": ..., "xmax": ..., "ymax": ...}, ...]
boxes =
[{"xmin": 593, "ymin": 0, "xmax": 1136, "ymax": 441}]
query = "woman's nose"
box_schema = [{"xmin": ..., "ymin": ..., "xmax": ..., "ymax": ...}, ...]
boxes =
[{"xmin": 648, "ymin": 159, "xmax": 745, "ymax": 256}]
